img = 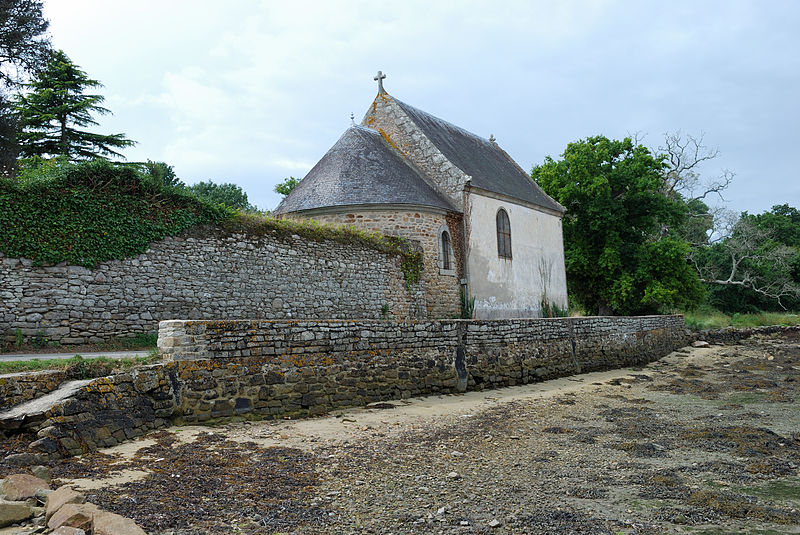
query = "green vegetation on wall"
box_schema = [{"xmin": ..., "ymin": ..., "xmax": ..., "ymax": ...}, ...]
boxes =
[
  {"xmin": 0, "ymin": 159, "xmax": 424, "ymax": 293},
  {"xmin": 0, "ymin": 158, "xmax": 231, "ymax": 267}
]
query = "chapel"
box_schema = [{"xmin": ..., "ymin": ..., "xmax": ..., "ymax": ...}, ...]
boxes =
[{"xmin": 274, "ymin": 72, "xmax": 568, "ymax": 319}]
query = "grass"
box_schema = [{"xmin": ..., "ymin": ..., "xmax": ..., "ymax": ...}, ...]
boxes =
[
  {"xmin": 0, "ymin": 351, "xmax": 160, "ymax": 376},
  {"xmin": 2, "ymin": 332, "xmax": 158, "ymax": 355},
  {"xmin": 684, "ymin": 306, "xmax": 800, "ymax": 330}
]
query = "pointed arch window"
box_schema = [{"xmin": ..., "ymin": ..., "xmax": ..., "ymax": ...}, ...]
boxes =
[{"xmin": 496, "ymin": 208, "xmax": 512, "ymax": 259}]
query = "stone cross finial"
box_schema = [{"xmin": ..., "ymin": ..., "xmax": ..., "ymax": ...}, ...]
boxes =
[{"xmin": 374, "ymin": 70, "xmax": 387, "ymax": 93}]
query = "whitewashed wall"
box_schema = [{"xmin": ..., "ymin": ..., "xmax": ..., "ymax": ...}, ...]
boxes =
[{"xmin": 466, "ymin": 192, "xmax": 568, "ymax": 319}]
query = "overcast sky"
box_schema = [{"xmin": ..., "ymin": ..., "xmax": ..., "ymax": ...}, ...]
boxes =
[{"xmin": 42, "ymin": 0, "xmax": 799, "ymax": 214}]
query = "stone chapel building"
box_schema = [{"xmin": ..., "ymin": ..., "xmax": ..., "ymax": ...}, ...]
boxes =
[{"xmin": 274, "ymin": 72, "xmax": 568, "ymax": 319}]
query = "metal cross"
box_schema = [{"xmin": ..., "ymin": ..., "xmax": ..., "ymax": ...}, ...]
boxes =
[{"xmin": 374, "ymin": 70, "xmax": 386, "ymax": 93}]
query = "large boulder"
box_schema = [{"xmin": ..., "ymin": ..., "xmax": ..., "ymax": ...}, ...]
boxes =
[
  {"xmin": 93, "ymin": 510, "xmax": 148, "ymax": 535},
  {"xmin": 46, "ymin": 486, "xmax": 86, "ymax": 522},
  {"xmin": 47, "ymin": 502, "xmax": 98, "ymax": 532},
  {"xmin": 0, "ymin": 473, "xmax": 50, "ymax": 500},
  {"xmin": 0, "ymin": 498, "xmax": 33, "ymax": 527}
]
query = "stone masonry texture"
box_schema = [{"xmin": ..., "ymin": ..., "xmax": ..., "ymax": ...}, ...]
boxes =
[
  {"xmin": 310, "ymin": 210, "xmax": 461, "ymax": 319},
  {"xmin": 0, "ymin": 225, "xmax": 416, "ymax": 345},
  {"xmin": 3, "ymin": 315, "xmax": 687, "ymax": 460}
]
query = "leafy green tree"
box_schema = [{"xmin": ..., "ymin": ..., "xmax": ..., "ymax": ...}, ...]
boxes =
[
  {"xmin": 0, "ymin": 0, "xmax": 51, "ymax": 88},
  {"xmin": 14, "ymin": 49, "xmax": 135, "ymax": 159},
  {"xmin": 532, "ymin": 135, "xmax": 704, "ymax": 315},
  {"xmin": 188, "ymin": 180, "xmax": 255, "ymax": 211},
  {"xmin": 140, "ymin": 160, "xmax": 182, "ymax": 188},
  {"xmin": 274, "ymin": 176, "xmax": 298, "ymax": 198}
]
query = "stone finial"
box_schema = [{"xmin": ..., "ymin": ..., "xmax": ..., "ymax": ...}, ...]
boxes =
[
  {"xmin": 489, "ymin": 134, "xmax": 496, "ymax": 143},
  {"xmin": 374, "ymin": 70, "xmax": 387, "ymax": 93},
  {"xmin": 350, "ymin": 112, "xmax": 355, "ymax": 126}
]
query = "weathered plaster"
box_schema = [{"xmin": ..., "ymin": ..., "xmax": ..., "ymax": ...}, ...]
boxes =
[{"xmin": 466, "ymin": 191, "xmax": 568, "ymax": 319}]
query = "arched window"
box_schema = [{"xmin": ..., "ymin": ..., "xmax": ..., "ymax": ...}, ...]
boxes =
[
  {"xmin": 441, "ymin": 230, "xmax": 452, "ymax": 271},
  {"xmin": 496, "ymin": 208, "xmax": 512, "ymax": 259}
]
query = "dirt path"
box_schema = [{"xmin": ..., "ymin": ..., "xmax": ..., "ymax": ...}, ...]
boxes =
[{"xmin": 32, "ymin": 335, "xmax": 800, "ymax": 534}]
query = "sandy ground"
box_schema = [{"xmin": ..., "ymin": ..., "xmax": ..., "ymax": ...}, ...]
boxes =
[
  {"xmin": 61, "ymin": 364, "xmax": 689, "ymax": 491},
  {"xmin": 5, "ymin": 335, "xmax": 799, "ymax": 534}
]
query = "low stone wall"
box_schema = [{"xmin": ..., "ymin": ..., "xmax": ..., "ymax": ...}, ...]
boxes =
[
  {"xmin": 0, "ymin": 225, "xmax": 418, "ymax": 346},
  {"xmin": 0, "ymin": 370, "xmax": 69, "ymax": 411},
  {"xmin": 6, "ymin": 316, "xmax": 687, "ymax": 460}
]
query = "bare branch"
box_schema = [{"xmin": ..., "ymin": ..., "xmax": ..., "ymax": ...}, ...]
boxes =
[
  {"xmin": 655, "ymin": 131, "xmax": 731, "ymax": 203},
  {"xmin": 693, "ymin": 217, "xmax": 800, "ymax": 309}
]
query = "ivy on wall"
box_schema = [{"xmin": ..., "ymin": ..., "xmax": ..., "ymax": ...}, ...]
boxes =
[
  {"xmin": 0, "ymin": 159, "xmax": 231, "ymax": 268},
  {"xmin": 0, "ymin": 159, "xmax": 424, "ymax": 290}
]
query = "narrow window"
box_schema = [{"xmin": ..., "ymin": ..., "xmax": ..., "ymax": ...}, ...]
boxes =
[
  {"xmin": 441, "ymin": 230, "xmax": 452, "ymax": 271},
  {"xmin": 496, "ymin": 209, "xmax": 512, "ymax": 259}
]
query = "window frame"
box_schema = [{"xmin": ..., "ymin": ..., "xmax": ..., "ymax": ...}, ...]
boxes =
[{"xmin": 496, "ymin": 208, "xmax": 512, "ymax": 259}]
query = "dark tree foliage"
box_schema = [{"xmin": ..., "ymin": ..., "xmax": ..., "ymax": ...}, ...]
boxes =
[
  {"xmin": 14, "ymin": 49, "xmax": 135, "ymax": 159},
  {"xmin": 532, "ymin": 135, "xmax": 705, "ymax": 315},
  {"xmin": 188, "ymin": 180, "xmax": 255, "ymax": 211},
  {"xmin": 0, "ymin": 91, "xmax": 17, "ymax": 176},
  {"xmin": 0, "ymin": 0, "xmax": 50, "ymax": 88}
]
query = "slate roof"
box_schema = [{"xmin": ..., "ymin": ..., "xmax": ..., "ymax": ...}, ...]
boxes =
[
  {"xmin": 274, "ymin": 126, "xmax": 457, "ymax": 214},
  {"xmin": 394, "ymin": 99, "xmax": 565, "ymax": 213}
]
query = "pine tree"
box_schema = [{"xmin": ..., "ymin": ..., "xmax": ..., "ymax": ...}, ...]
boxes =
[{"xmin": 14, "ymin": 49, "xmax": 135, "ymax": 159}]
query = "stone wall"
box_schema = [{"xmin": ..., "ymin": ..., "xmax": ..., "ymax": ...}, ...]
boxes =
[
  {"xmin": 0, "ymin": 370, "xmax": 68, "ymax": 411},
  {"xmin": 364, "ymin": 94, "xmax": 468, "ymax": 209},
  {"xmin": 8, "ymin": 315, "xmax": 687, "ymax": 460},
  {"xmin": 309, "ymin": 209, "xmax": 461, "ymax": 319},
  {"xmin": 0, "ymin": 225, "xmax": 417, "ymax": 346}
]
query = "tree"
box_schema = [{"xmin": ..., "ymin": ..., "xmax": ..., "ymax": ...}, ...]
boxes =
[
  {"xmin": 14, "ymin": 49, "xmax": 135, "ymax": 159},
  {"xmin": 188, "ymin": 180, "xmax": 255, "ymax": 211},
  {"xmin": 695, "ymin": 206, "xmax": 800, "ymax": 311},
  {"xmin": 274, "ymin": 176, "xmax": 298, "ymax": 198},
  {"xmin": 140, "ymin": 160, "xmax": 182, "ymax": 188},
  {"xmin": 0, "ymin": 0, "xmax": 51, "ymax": 88},
  {"xmin": 532, "ymin": 135, "xmax": 705, "ymax": 315},
  {"xmin": 0, "ymin": 91, "xmax": 17, "ymax": 176}
]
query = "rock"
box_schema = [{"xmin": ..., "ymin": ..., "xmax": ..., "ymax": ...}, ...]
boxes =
[
  {"xmin": 34, "ymin": 487, "xmax": 52, "ymax": 505},
  {"xmin": 0, "ymin": 473, "xmax": 50, "ymax": 501},
  {"xmin": 51, "ymin": 527, "xmax": 87, "ymax": 535},
  {"xmin": 31, "ymin": 465, "xmax": 51, "ymax": 482},
  {"xmin": 447, "ymin": 471, "xmax": 460, "ymax": 480},
  {"xmin": 3, "ymin": 452, "xmax": 43, "ymax": 466},
  {"xmin": 489, "ymin": 518, "xmax": 502, "ymax": 528},
  {"xmin": 0, "ymin": 498, "xmax": 33, "ymax": 528},
  {"xmin": 47, "ymin": 503, "xmax": 97, "ymax": 532},
  {"xmin": 46, "ymin": 486, "xmax": 86, "ymax": 522},
  {"xmin": 692, "ymin": 340, "xmax": 710, "ymax": 348},
  {"xmin": 93, "ymin": 510, "xmax": 148, "ymax": 535}
]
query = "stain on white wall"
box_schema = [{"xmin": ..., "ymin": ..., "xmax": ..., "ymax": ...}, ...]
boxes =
[{"xmin": 466, "ymin": 192, "xmax": 568, "ymax": 319}]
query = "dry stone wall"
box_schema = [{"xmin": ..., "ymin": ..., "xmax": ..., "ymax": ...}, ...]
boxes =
[
  {"xmin": 2, "ymin": 315, "xmax": 686, "ymax": 461},
  {"xmin": 0, "ymin": 226, "xmax": 417, "ymax": 346}
]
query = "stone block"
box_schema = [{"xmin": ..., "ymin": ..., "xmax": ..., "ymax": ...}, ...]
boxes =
[
  {"xmin": 46, "ymin": 486, "xmax": 86, "ymax": 522},
  {"xmin": 0, "ymin": 498, "xmax": 33, "ymax": 527},
  {"xmin": 0, "ymin": 474, "xmax": 50, "ymax": 501},
  {"xmin": 47, "ymin": 503, "xmax": 98, "ymax": 532},
  {"xmin": 93, "ymin": 510, "xmax": 147, "ymax": 535}
]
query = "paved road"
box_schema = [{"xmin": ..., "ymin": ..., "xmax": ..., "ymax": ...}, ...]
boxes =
[{"xmin": 0, "ymin": 350, "xmax": 152, "ymax": 362}]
